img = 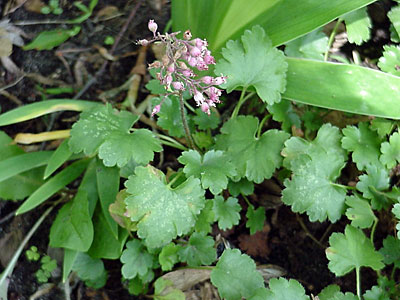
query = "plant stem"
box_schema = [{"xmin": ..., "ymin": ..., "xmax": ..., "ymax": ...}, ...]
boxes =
[
  {"xmin": 242, "ymin": 194, "xmax": 252, "ymax": 207},
  {"xmin": 331, "ymin": 183, "xmax": 356, "ymax": 190},
  {"xmin": 257, "ymin": 114, "xmax": 271, "ymax": 139},
  {"xmin": 157, "ymin": 134, "xmax": 188, "ymax": 151},
  {"xmin": 356, "ymin": 267, "xmax": 361, "ymax": 298},
  {"xmin": 231, "ymin": 87, "xmax": 248, "ymax": 118},
  {"xmin": 296, "ymin": 214, "xmax": 325, "ymax": 249},
  {"xmin": 324, "ymin": 18, "xmax": 343, "ymax": 61},
  {"xmin": 370, "ymin": 217, "xmax": 378, "ymax": 244},
  {"xmin": 179, "ymin": 92, "xmax": 196, "ymax": 150}
]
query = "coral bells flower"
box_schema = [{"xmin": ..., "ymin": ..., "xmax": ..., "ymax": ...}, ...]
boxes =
[{"xmin": 139, "ymin": 20, "xmax": 226, "ymax": 115}]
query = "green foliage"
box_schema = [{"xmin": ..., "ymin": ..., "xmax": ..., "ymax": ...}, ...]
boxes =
[
  {"xmin": 345, "ymin": 195, "xmax": 376, "ymax": 229},
  {"xmin": 267, "ymin": 100, "xmax": 302, "ymax": 132},
  {"xmin": 326, "ymin": 225, "xmax": 384, "ymax": 276},
  {"xmin": 246, "ymin": 206, "xmax": 266, "ymax": 235},
  {"xmin": 212, "ymin": 196, "xmax": 241, "ymax": 230},
  {"xmin": 153, "ymin": 96, "xmax": 187, "ymax": 138},
  {"xmin": 69, "ymin": 104, "xmax": 162, "ymax": 167},
  {"xmin": 193, "ymin": 108, "xmax": 220, "ymax": 130},
  {"xmin": 215, "ymin": 25, "xmax": 288, "ymax": 105},
  {"xmin": 23, "ymin": 26, "xmax": 81, "ymax": 50},
  {"xmin": 379, "ymin": 236, "xmax": 400, "ymax": 268},
  {"xmin": 263, "ymin": 278, "xmax": 309, "ymax": 300},
  {"xmin": 178, "ymin": 232, "xmax": 216, "ymax": 266},
  {"xmin": 227, "ymin": 178, "xmax": 254, "ymax": 197},
  {"xmin": 392, "ymin": 204, "xmax": 400, "ymax": 239},
  {"xmin": 282, "ymin": 124, "xmax": 347, "ymax": 222},
  {"xmin": 178, "ymin": 150, "xmax": 236, "ymax": 195},
  {"xmin": 284, "ymin": 28, "xmax": 328, "ymax": 60},
  {"xmin": 380, "ymin": 131, "xmax": 400, "ymax": 169},
  {"xmin": 210, "ymin": 249, "xmax": 265, "ymax": 300},
  {"xmin": 26, "ymin": 246, "xmax": 40, "ymax": 261},
  {"xmin": 388, "ymin": 6, "xmax": 400, "ymax": 39},
  {"xmin": 194, "ymin": 200, "xmax": 215, "ymax": 234},
  {"xmin": 378, "ymin": 45, "xmax": 400, "ymax": 77},
  {"xmin": 158, "ymin": 243, "xmax": 180, "ymax": 271},
  {"xmin": 341, "ymin": 123, "xmax": 381, "ymax": 170},
  {"xmin": 153, "ymin": 278, "xmax": 185, "ymax": 300},
  {"xmin": 356, "ymin": 165, "xmax": 390, "ymax": 210},
  {"xmin": 124, "ymin": 165, "xmax": 205, "ymax": 248},
  {"xmin": 342, "ymin": 7, "xmax": 371, "ymax": 45},
  {"xmin": 35, "ymin": 256, "xmax": 57, "ymax": 283},
  {"xmin": 216, "ymin": 116, "xmax": 289, "ymax": 183},
  {"xmin": 72, "ymin": 252, "xmax": 107, "ymax": 289},
  {"xmin": 318, "ymin": 285, "xmax": 341, "ymax": 300},
  {"xmin": 121, "ymin": 239, "xmax": 155, "ymax": 279}
]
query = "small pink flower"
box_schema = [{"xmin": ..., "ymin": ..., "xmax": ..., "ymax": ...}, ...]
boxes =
[
  {"xmin": 201, "ymin": 102, "xmax": 210, "ymax": 115},
  {"xmin": 189, "ymin": 46, "xmax": 201, "ymax": 57},
  {"xmin": 214, "ymin": 76, "xmax": 227, "ymax": 85},
  {"xmin": 164, "ymin": 74, "xmax": 173, "ymax": 87},
  {"xmin": 172, "ymin": 81, "xmax": 185, "ymax": 90},
  {"xmin": 181, "ymin": 69, "xmax": 194, "ymax": 77},
  {"xmin": 167, "ymin": 64, "xmax": 175, "ymax": 73},
  {"xmin": 187, "ymin": 56, "xmax": 198, "ymax": 67},
  {"xmin": 204, "ymin": 52, "xmax": 215, "ymax": 65},
  {"xmin": 151, "ymin": 104, "xmax": 161, "ymax": 116},
  {"xmin": 194, "ymin": 91, "xmax": 204, "ymax": 105},
  {"xmin": 148, "ymin": 20, "xmax": 158, "ymax": 35},
  {"xmin": 194, "ymin": 38, "xmax": 207, "ymax": 48},
  {"xmin": 201, "ymin": 76, "xmax": 213, "ymax": 85},
  {"xmin": 196, "ymin": 59, "xmax": 208, "ymax": 71}
]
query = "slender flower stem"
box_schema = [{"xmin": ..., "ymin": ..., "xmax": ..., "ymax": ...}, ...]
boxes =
[
  {"xmin": 370, "ymin": 217, "xmax": 378, "ymax": 244},
  {"xmin": 242, "ymin": 194, "xmax": 252, "ymax": 207},
  {"xmin": 257, "ymin": 114, "xmax": 271, "ymax": 139},
  {"xmin": 296, "ymin": 214, "xmax": 325, "ymax": 249},
  {"xmin": 324, "ymin": 18, "xmax": 343, "ymax": 61},
  {"xmin": 179, "ymin": 93, "xmax": 196, "ymax": 150},
  {"xmin": 356, "ymin": 267, "xmax": 361, "ymax": 298},
  {"xmin": 231, "ymin": 87, "xmax": 248, "ymax": 118}
]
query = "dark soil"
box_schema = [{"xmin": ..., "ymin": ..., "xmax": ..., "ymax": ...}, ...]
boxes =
[{"xmin": 0, "ymin": 0, "xmax": 397, "ymax": 299}]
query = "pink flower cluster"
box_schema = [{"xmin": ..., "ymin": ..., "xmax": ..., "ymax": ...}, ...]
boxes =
[{"xmin": 138, "ymin": 20, "xmax": 227, "ymax": 115}]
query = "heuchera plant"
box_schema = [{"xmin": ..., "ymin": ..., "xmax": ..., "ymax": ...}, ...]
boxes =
[{"xmin": 1, "ymin": 2, "xmax": 400, "ymax": 299}]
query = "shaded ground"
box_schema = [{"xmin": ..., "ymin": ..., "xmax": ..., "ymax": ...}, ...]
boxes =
[{"xmin": 0, "ymin": 0, "xmax": 396, "ymax": 299}]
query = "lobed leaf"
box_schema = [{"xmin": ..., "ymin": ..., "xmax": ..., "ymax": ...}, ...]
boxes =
[
  {"xmin": 345, "ymin": 195, "xmax": 376, "ymax": 229},
  {"xmin": 215, "ymin": 25, "xmax": 287, "ymax": 105},
  {"xmin": 124, "ymin": 165, "xmax": 205, "ymax": 248},
  {"xmin": 178, "ymin": 150, "xmax": 236, "ymax": 195},
  {"xmin": 246, "ymin": 206, "xmax": 266, "ymax": 235},
  {"xmin": 378, "ymin": 45, "xmax": 400, "ymax": 77},
  {"xmin": 216, "ymin": 116, "xmax": 290, "ymax": 183},
  {"xmin": 326, "ymin": 225, "xmax": 384, "ymax": 276},
  {"xmin": 264, "ymin": 278, "xmax": 309, "ymax": 300},
  {"xmin": 121, "ymin": 239, "xmax": 154, "ymax": 279},
  {"xmin": 380, "ymin": 131, "xmax": 400, "ymax": 169},
  {"xmin": 379, "ymin": 236, "xmax": 400, "ymax": 268},
  {"xmin": 342, "ymin": 7, "xmax": 371, "ymax": 45},
  {"xmin": 210, "ymin": 249, "xmax": 265, "ymax": 300},
  {"xmin": 72, "ymin": 252, "xmax": 107, "ymax": 289},
  {"xmin": 212, "ymin": 196, "xmax": 241, "ymax": 230},
  {"xmin": 178, "ymin": 232, "xmax": 216, "ymax": 267},
  {"xmin": 284, "ymin": 28, "xmax": 328, "ymax": 60},
  {"xmin": 159, "ymin": 243, "xmax": 180, "ymax": 271}
]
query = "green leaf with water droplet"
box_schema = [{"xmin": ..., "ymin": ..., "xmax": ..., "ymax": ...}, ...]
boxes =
[
  {"xmin": 69, "ymin": 104, "xmax": 162, "ymax": 167},
  {"xmin": 124, "ymin": 165, "xmax": 205, "ymax": 248}
]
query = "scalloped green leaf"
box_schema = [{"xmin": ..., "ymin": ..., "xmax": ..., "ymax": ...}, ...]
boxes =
[
  {"xmin": 124, "ymin": 165, "xmax": 205, "ymax": 248},
  {"xmin": 379, "ymin": 236, "xmax": 400, "ymax": 269},
  {"xmin": 178, "ymin": 232, "xmax": 216, "ymax": 267},
  {"xmin": 121, "ymin": 239, "xmax": 155, "ymax": 279},
  {"xmin": 392, "ymin": 204, "xmax": 400, "ymax": 239},
  {"xmin": 326, "ymin": 225, "xmax": 384, "ymax": 276},
  {"xmin": 356, "ymin": 165, "xmax": 390, "ymax": 210},
  {"xmin": 380, "ymin": 131, "xmax": 400, "ymax": 169},
  {"xmin": 153, "ymin": 96, "xmax": 187, "ymax": 138},
  {"xmin": 282, "ymin": 124, "xmax": 347, "ymax": 222},
  {"xmin": 159, "ymin": 243, "xmax": 180, "ymax": 271},
  {"xmin": 267, "ymin": 100, "xmax": 301, "ymax": 132},
  {"xmin": 69, "ymin": 104, "xmax": 161, "ymax": 167},
  {"xmin": 345, "ymin": 195, "xmax": 376, "ymax": 229},
  {"xmin": 178, "ymin": 150, "xmax": 236, "ymax": 195},
  {"xmin": 389, "ymin": 6, "xmax": 400, "ymax": 38},
  {"xmin": 215, "ymin": 25, "xmax": 287, "ymax": 105},
  {"xmin": 343, "ymin": 7, "xmax": 371, "ymax": 45},
  {"xmin": 213, "ymin": 196, "xmax": 241, "ymax": 230},
  {"xmin": 216, "ymin": 116, "xmax": 290, "ymax": 183},
  {"xmin": 210, "ymin": 249, "xmax": 264, "ymax": 300},
  {"xmin": 378, "ymin": 45, "xmax": 400, "ymax": 77},
  {"xmin": 342, "ymin": 123, "xmax": 382, "ymax": 170},
  {"xmin": 264, "ymin": 278, "xmax": 309, "ymax": 300},
  {"xmin": 193, "ymin": 108, "xmax": 220, "ymax": 130},
  {"xmin": 72, "ymin": 252, "xmax": 107, "ymax": 289}
]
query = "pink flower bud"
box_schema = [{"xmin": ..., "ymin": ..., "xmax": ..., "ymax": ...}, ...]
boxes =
[
  {"xmin": 167, "ymin": 64, "xmax": 175, "ymax": 73},
  {"xmin": 190, "ymin": 46, "xmax": 201, "ymax": 57},
  {"xmin": 148, "ymin": 20, "xmax": 158, "ymax": 34},
  {"xmin": 165, "ymin": 74, "xmax": 173, "ymax": 86},
  {"xmin": 187, "ymin": 56, "xmax": 197, "ymax": 67},
  {"xmin": 181, "ymin": 69, "xmax": 194, "ymax": 77},
  {"xmin": 184, "ymin": 30, "xmax": 192, "ymax": 40},
  {"xmin": 201, "ymin": 102, "xmax": 210, "ymax": 115},
  {"xmin": 196, "ymin": 59, "xmax": 208, "ymax": 71},
  {"xmin": 137, "ymin": 39, "xmax": 149, "ymax": 46},
  {"xmin": 194, "ymin": 38, "xmax": 207, "ymax": 48},
  {"xmin": 172, "ymin": 81, "xmax": 185, "ymax": 90},
  {"xmin": 201, "ymin": 76, "xmax": 213, "ymax": 85},
  {"xmin": 214, "ymin": 76, "xmax": 227, "ymax": 85},
  {"xmin": 152, "ymin": 104, "xmax": 161, "ymax": 116},
  {"xmin": 204, "ymin": 53, "xmax": 215, "ymax": 65}
]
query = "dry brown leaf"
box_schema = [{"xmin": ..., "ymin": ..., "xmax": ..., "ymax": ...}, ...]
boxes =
[
  {"xmin": 161, "ymin": 268, "xmax": 212, "ymax": 292},
  {"xmin": 238, "ymin": 224, "xmax": 271, "ymax": 257}
]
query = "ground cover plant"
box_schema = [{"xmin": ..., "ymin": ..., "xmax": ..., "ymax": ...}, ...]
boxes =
[{"xmin": 0, "ymin": 0, "xmax": 400, "ymax": 299}]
